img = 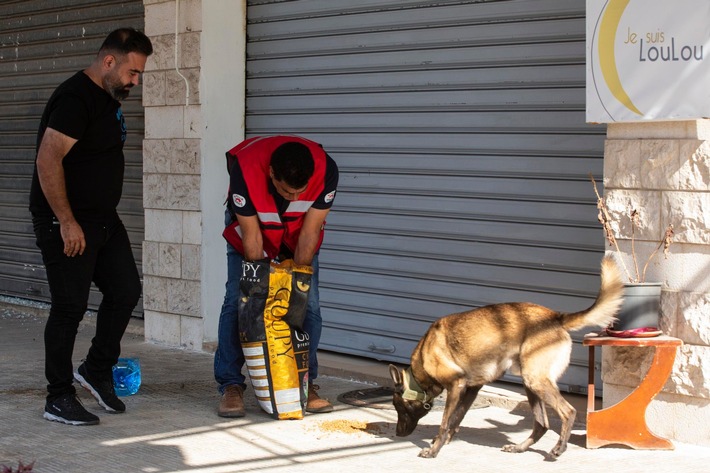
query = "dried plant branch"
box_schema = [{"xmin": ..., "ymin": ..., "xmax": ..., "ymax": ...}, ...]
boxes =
[
  {"xmin": 641, "ymin": 224, "xmax": 674, "ymax": 282},
  {"xmin": 590, "ymin": 174, "xmax": 674, "ymax": 283},
  {"xmin": 590, "ymin": 173, "xmax": 634, "ymax": 281},
  {"xmin": 630, "ymin": 209, "xmax": 641, "ymax": 281}
]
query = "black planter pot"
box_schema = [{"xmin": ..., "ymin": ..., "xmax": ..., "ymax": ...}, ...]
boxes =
[{"xmin": 611, "ymin": 282, "xmax": 662, "ymax": 331}]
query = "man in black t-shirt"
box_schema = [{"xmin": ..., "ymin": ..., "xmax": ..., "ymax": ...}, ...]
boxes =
[{"xmin": 29, "ymin": 28, "xmax": 153, "ymax": 426}]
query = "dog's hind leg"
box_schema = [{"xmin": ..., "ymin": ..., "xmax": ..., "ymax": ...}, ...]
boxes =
[
  {"xmin": 525, "ymin": 379, "xmax": 576, "ymax": 457},
  {"xmin": 502, "ymin": 386, "xmax": 549, "ymax": 453},
  {"xmin": 419, "ymin": 384, "xmax": 481, "ymax": 459},
  {"xmin": 545, "ymin": 392, "xmax": 576, "ymax": 457}
]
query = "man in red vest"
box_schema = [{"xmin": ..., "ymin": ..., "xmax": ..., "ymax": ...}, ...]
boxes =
[{"xmin": 214, "ymin": 135, "xmax": 339, "ymax": 417}]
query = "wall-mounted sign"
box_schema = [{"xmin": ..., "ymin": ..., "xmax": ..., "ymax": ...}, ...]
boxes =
[{"xmin": 586, "ymin": 0, "xmax": 710, "ymax": 123}]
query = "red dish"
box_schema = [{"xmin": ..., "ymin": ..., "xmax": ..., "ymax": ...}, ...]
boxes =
[{"xmin": 605, "ymin": 327, "xmax": 662, "ymax": 338}]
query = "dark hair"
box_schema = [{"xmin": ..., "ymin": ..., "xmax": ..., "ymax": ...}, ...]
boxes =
[
  {"xmin": 270, "ymin": 142, "xmax": 315, "ymax": 189},
  {"xmin": 99, "ymin": 28, "xmax": 153, "ymax": 57}
]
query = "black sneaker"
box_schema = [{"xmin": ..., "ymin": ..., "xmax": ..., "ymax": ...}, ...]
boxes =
[
  {"xmin": 74, "ymin": 362, "xmax": 126, "ymax": 413},
  {"xmin": 44, "ymin": 393, "xmax": 100, "ymax": 426}
]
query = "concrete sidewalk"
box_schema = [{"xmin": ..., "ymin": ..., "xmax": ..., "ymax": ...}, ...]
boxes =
[{"xmin": 2, "ymin": 302, "xmax": 709, "ymax": 473}]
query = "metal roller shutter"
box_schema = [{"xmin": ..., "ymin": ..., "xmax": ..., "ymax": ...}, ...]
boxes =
[
  {"xmin": 246, "ymin": 0, "xmax": 605, "ymax": 393},
  {"xmin": 0, "ymin": 0, "xmax": 146, "ymax": 313}
]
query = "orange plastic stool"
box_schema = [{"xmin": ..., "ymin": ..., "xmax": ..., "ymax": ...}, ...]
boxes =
[{"xmin": 583, "ymin": 334, "xmax": 682, "ymax": 450}]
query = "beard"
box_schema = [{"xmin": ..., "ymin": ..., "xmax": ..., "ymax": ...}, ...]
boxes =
[{"xmin": 103, "ymin": 71, "xmax": 133, "ymax": 101}]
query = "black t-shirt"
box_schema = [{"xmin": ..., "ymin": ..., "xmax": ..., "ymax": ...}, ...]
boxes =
[
  {"xmin": 228, "ymin": 154, "xmax": 339, "ymax": 218},
  {"xmin": 29, "ymin": 71, "xmax": 126, "ymax": 223}
]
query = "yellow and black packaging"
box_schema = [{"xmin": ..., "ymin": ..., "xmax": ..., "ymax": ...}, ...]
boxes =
[{"xmin": 239, "ymin": 259, "xmax": 312, "ymax": 419}]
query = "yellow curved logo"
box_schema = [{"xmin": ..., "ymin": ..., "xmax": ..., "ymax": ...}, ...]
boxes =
[{"xmin": 598, "ymin": 0, "xmax": 643, "ymax": 116}]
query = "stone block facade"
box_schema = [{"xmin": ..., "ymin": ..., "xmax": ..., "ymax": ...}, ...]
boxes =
[
  {"xmin": 142, "ymin": 0, "xmax": 204, "ymax": 350},
  {"xmin": 602, "ymin": 121, "xmax": 710, "ymax": 445}
]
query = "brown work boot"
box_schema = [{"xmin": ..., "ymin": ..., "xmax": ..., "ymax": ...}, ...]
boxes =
[
  {"xmin": 306, "ymin": 383, "xmax": 333, "ymax": 413},
  {"xmin": 218, "ymin": 385, "xmax": 245, "ymax": 417}
]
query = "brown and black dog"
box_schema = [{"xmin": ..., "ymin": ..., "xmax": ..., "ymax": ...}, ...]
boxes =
[{"xmin": 389, "ymin": 256, "xmax": 623, "ymax": 458}]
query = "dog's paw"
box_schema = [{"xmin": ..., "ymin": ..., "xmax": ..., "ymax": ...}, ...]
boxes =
[
  {"xmin": 502, "ymin": 443, "xmax": 527, "ymax": 453},
  {"xmin": 418, "ymin": 447, "xmax": 438, "ymax": 458},
  {"xmin": 549, "ymin": 442, "xmax": 567, "ymax": 457}
]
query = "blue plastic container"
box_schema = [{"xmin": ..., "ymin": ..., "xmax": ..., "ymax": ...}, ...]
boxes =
[{"xmin": 112, "ymin": 357, "xmax": 141, "ymax": 396}]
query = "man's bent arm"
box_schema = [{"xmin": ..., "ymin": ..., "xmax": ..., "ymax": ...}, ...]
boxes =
[
  {"xmin": 237, "ymin": 214, "xmax": 265, "ymax": 261},
  {"xmin": 36, "ymin": 127, "xmax": 85, "ymax": 256},
  {"xmin": 294, "ymin": 207, "xmax": 330, "ymax": 266}
]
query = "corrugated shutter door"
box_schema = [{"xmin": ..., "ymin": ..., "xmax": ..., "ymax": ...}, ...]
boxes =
[
  {"xmin": 246, "ymin": 0, "xmax": 605, "ymax": 393},
  {"xmin": 0, "ymin": 0, "xmax": 145, "ymax": 313}
]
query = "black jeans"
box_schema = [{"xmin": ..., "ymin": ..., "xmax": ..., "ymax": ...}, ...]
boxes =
[{"xmin": 33, "ymin": 217, "xmax": 141, "ymax": 402}]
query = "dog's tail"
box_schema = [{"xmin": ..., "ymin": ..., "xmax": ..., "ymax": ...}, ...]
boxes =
[{"xmin": 561, "ymin": 256, "xmax": 624, "ymax": 332}]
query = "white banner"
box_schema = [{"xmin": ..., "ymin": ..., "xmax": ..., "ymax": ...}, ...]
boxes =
[{"xmin": 586, "ymin": 0, "xmax": 710, "ymax": 123}]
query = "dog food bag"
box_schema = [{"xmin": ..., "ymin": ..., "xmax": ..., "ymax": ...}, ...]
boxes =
[{"xmin": 239, "ymin": 258, "xmax": 312, "ymax": 420}]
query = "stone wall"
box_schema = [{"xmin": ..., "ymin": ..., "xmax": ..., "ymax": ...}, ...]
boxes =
[
  {"xmin": 601, "ymin": 120, "xmax": 710, "ymax": 445},
  {"xmin": 142, "ymin": 0, "xmax": 204, "ymax": 349},
  {"xmin": 141, "ymin": 0, "xmax": 246, "ymax": 349}
]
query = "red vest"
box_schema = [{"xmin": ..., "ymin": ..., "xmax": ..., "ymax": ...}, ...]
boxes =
[{"xmin": 222, "ymin": 136, "xmax": 327, "ymax": 259}]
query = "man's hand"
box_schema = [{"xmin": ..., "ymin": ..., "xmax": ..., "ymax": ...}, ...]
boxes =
[{"xmin": 59, "ymin": 219, "xmax": 86, "ymax": 257}]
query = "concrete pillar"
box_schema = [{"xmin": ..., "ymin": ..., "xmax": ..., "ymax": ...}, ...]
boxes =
[{"xmin": 141, "ymin": 0, "xmax": 246, "ymax": 349}]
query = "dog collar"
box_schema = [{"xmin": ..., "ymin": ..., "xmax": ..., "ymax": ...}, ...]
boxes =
[{"xmin": 402, "ymin": 367, "xmax": 430, "ymax": 403}]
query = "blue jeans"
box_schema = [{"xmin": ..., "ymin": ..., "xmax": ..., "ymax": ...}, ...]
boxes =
[{"xmin": 213, "ymin": 243, "xmax": 323, "ymax": 394}]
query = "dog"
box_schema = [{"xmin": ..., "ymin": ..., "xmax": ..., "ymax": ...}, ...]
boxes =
[{"xmin": 389, "ymin": 256, "xmax": 623, "ymax": 458}]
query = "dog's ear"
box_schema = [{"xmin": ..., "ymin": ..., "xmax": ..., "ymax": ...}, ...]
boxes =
[{"xmin": 389, "ymin": 364, "xmax": 404, "ymax": 391}]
